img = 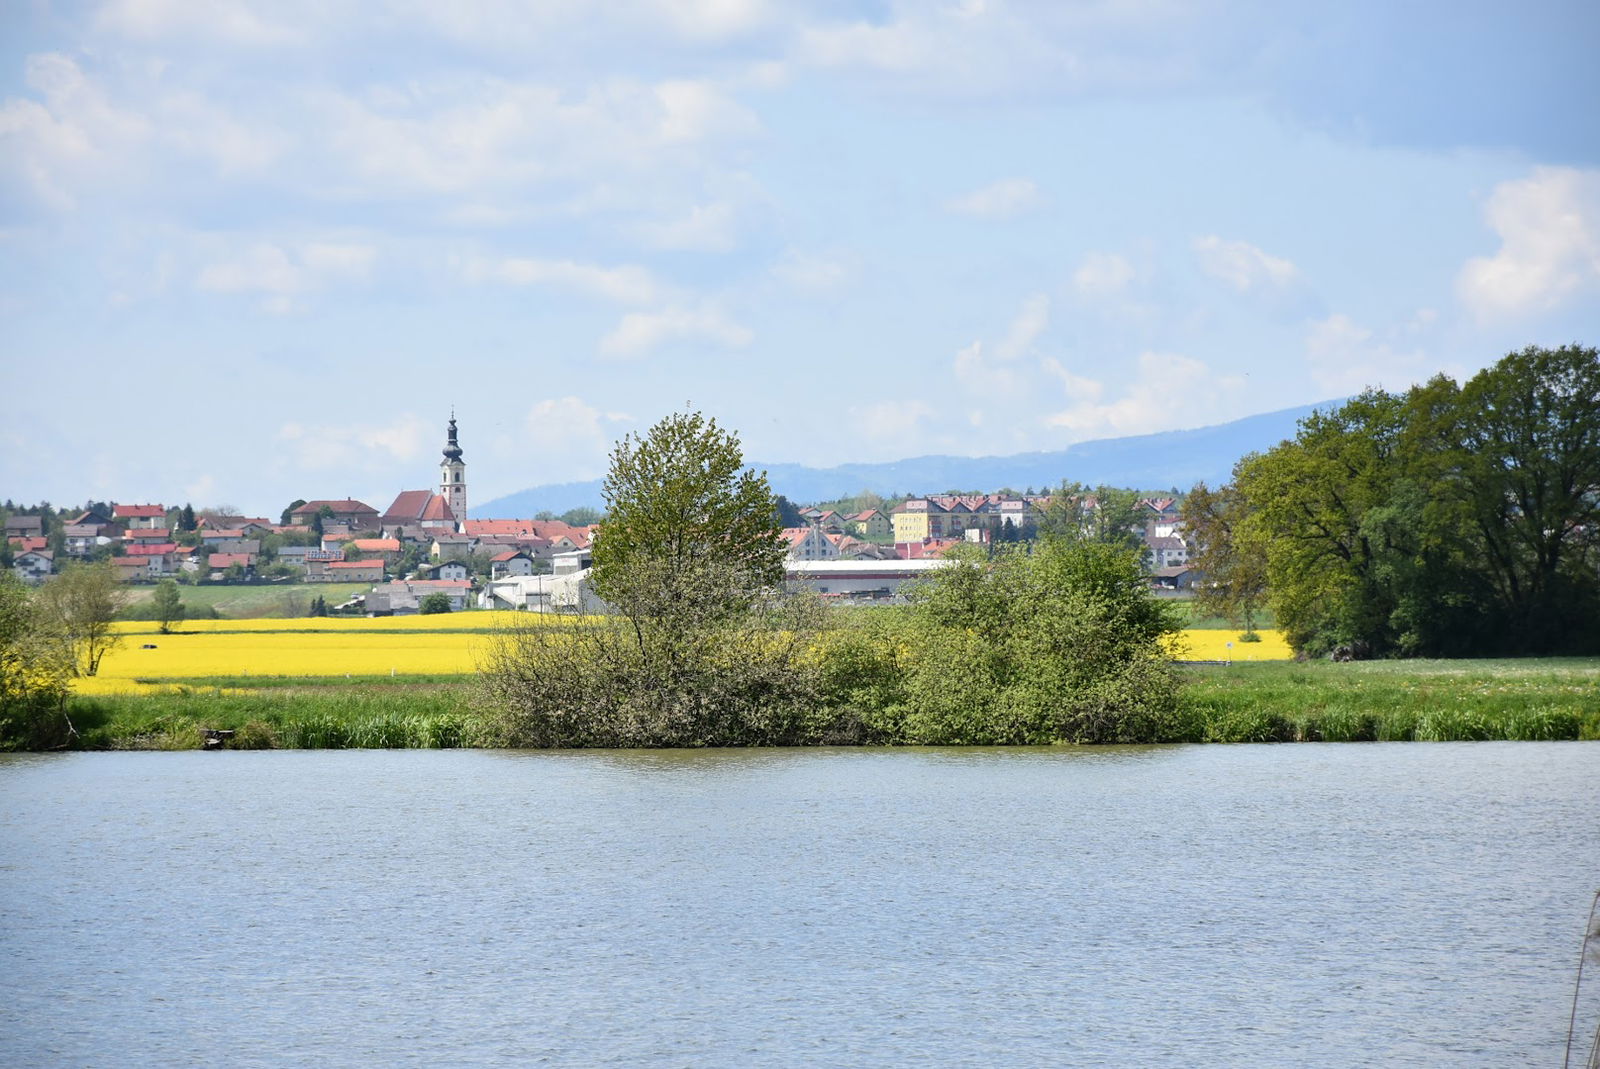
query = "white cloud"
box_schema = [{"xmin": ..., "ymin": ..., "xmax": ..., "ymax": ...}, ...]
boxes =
[
  {"xmin": 195, "ymin": 240, "xmax": 375, "ymax": 310},
  {"xmin": 1045, "ymin": 351, "xmax": 1246, "ymax": 440},
  {"xmin": 1304, "ymin": 313, "xmax": 1432, "ymax": 395},
  {"xmin": 521, "ymin": 397, "xmax": 633, "ymax": 480},
  {"xmin": 462, "ymin": 256, "xmax": 661, "ymax": 304},
  {"xmin": 276, "ymin": 415, "xmax": 430, "ymax": 473},
  {"xmin": 771, "ymin": 249, "xmax": 849, "ymax": 292},
  {"xmin": 945, "ymin": 178, "xmax": 1042, "ymax": 220},
  {"xmin": 848, "ymin": 398, "xmax": 937, "ymax": 452},
  {"xmin": 955, "ymin": 294, "xmax": 1050, "ymax": 395},
  {"xmin": 1457, "ymin": 166, "xmax": 1600, "ymax": 320},
  {"xmin": 1071, "ymin": 252, "xmax": 1136, "ymax": 297},
  {"xmin": 633, "ymin": 202, "xmax": 739, "ymax": 252},
  {"xmin": 599, "ymin": 306, "xmax": 754, "ymax": 356},
  {"xmin": 1193, "ymin": 235, "xmax": 1298, "ymax": 293}
]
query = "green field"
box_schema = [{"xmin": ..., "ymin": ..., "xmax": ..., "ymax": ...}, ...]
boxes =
[{"xmin": 119, "ymin": 583, "xmax": 371, "ymax": 619}]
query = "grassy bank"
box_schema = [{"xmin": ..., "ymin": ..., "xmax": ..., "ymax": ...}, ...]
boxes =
[
  {"xmin": 1179, "ymin": 658, "xmax": 1600, "ymax": 742},
  {"xmin": 52, "ymin": 657, "xmax": 1600, "ymax": 749}
]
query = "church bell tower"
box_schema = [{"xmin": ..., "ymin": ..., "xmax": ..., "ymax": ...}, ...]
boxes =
[{"xmin": 440, "ymin": 413, "xmax": 466, "ymax": 529}]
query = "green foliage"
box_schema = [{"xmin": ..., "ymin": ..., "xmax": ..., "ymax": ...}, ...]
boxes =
[
  {"xmin": 1040, "ymin": 482, "xmax": 1146, "ymax": 551},
  {"xmin": 0, "ymin": 572, "xmax": 73, "ymax": 750},
  {"xmin": 591, "ymin": 409, "xmax": 786, "ymax": 622},
  {"xmin": 1216, "ymin": 345, "xmax": 1600, "ymax": 657},
  {"xmin": 152, "ymin": 579, "xmax": 185, "ymax": 633},
  {"xmin": 418, "ymin": 592, "xmax": 452, "ymax": 615},
  {"xmin": 484, "ymin": 411, "xmax": 817, "ymax": 747},
  {"xmin": 33, "ymin": 561, "xmax": 129, "ymax": 677},
  {"xmin": 809, "ymin": 540, "xmax": 1187, "ymax": 745}
]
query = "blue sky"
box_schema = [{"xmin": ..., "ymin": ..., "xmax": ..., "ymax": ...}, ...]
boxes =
[{"xmin": 2, "ymin": 0, "xmax": 1597, "ymax": 516}]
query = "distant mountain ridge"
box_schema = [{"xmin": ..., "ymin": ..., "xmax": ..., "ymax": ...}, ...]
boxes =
[{"xmin": 472, "ymin": 399, "xmax": 1339, "ymax": 517}]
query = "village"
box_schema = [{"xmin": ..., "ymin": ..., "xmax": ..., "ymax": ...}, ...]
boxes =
[{"xmin": 4, "ymin": 416, "xmax": 1199, "ymax": 615}]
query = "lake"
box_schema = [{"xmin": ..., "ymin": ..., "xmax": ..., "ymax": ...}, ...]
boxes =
[{"xmin": 2, "ymin": 744, "xmax": 1596, "ymax": 1066}]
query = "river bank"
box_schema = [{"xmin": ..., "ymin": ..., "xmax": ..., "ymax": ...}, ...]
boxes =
[{"xmin": 55, "ymin": 657, "xmax": 1600, "ymax": 749}]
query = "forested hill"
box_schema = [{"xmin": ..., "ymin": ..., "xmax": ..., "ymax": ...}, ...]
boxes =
[{"xmin": 473, "ymin": 399, "xmax": 1340, "ymax": 516}]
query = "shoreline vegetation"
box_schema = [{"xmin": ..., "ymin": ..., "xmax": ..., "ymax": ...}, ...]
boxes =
[{"xmin": 53, "ymin": 657, "xmax": 1600, "ymax": 750}]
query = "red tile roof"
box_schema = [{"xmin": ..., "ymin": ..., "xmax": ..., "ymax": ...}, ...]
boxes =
[
  {"xmin": 207, "ymin": 553, "xmax": 254, "ymax": 567},
  {"xmin": 384, "ymin": 490, "xmax": 457, "ymax": 524},
  {"xmin": 126, "ymin": 528, "xmax": 172, "ymax": 540},
  {"xmin": 113, "ymin": 504, "xmax": 166, "ymax": 519},
  {"xmin": 328, "ymin": 558, "xmax": 384, "ymax": 571},
  {"xmin": 127, "ymin": 543, "xmax": 179, "ymax": 556},
  {"xmin": 351, "ymin": 538, "xmax": 401, "ymax": 553}
]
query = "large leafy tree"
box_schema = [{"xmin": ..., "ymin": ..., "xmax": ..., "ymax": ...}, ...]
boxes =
[
  {"xmin": 591, "ymin": 410, "xmax": 786, "ymax": 623},
  {"xmin": 482, "ymin": 411, "xmax": 819, "ymax": 747},
  {"xmin": 1219, "ymin": 345, "xmax": 1600, "ymax": 657},
  {"xmin": 1448, "ymin": 344, "xmax": 1600, "ymax": 651},
  {"xmin": 33, "ymin": 561, "xmax": 129, "ymax": 677}
]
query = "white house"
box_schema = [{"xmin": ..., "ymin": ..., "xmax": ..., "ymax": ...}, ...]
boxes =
[{"xmin": 12, "ymin": 548, "xmax": 54, "ymax": 583}]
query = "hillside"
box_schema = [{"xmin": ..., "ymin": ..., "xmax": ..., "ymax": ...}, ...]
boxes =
[{"xmin": 473, "ymin": 399, "xmax": 1337, "ymax": 516}]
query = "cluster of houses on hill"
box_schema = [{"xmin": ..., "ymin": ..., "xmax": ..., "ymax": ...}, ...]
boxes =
[{"xmin": 8, "ymin": 417, "xmax": 1200, "ymax": 611}]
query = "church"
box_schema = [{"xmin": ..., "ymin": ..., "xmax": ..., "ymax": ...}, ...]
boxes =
[{"xmin": 381, "ymin": 416, "xmax": 467, "ymax": 533}]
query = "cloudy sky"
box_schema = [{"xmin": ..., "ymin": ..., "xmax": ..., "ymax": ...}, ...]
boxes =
[{"xmin": 3, "ymin": 1, "xmax": 1597, "ymax": 516}]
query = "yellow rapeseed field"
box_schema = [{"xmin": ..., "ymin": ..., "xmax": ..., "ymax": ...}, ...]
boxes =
[{"xmin": 84, "ymin": 613, "xmax": 1294, "ymax": 691}]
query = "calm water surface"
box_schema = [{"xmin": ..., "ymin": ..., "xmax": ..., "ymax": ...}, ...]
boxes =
[{"xmin": 1, "ymin": 744, "xmax": 1596, "ymax": 1067}]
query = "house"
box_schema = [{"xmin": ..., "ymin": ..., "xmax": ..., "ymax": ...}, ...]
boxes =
[
  {"xmin": 9, "ymin": 536, "xmax": 48, "ymax": 554},
  {"xmin": 479, "ymin": 571, "xmax": 607, "ymax": 614},
  {"xmin": 490, "ymin": 550, "xmax": 535, "ymax": 579},
  {"xmin": 365, "ymin": 579, "xmax": 473, "ymax": 615},
  {"xmin": 848, "ymin": 509, "xmax": 892, "ymax": 540},
  {"xmin": 431, "ymin": 533, "xmax": 478, "ymax": 561},
  {"xmin": 382, "ymin": 490, "xmax": 458, "ymax": 532},
  {"xmin": 783, "ymin": 526, "xmax": 841, "ymax": 561},
  {"xmin": 202, "ymin": 516, "xmax": 273, "ymax": 536},
  {"xmin": 4, "ymin": 515, "xmax": 44, "ymax": 540},
  {"xmin": 1143, "ymin": 535, "xmax": 1190, "ymax": 571},
  {"xmin": 419, "ymin": 559, "xmax": 471, "ymax": 581},
  {"xmin": 300, "ymin": 550, "xmax": 351, "ymax": 581},
  {"xmin": 63, "ymin": 524, "xmax": 113, "ymax": 557},
  {"xmin": 464, "ymin": 519, "xmax": 591, "ymax": 549},
  {"xmin": 12, "ymin": 548, "xmax": 54, "ymax": 583},
  {"xmin": 1150, "ymin": 565, "xmax": 1199, "ymax": 591},
  {"xmin": 315, "ymin": 558, "xmax": 385, "ymax": 583},
  {"xmin": 207, "ymin": 552, "xmax": 256, "ymax": 578},
  {"xmin": 814, "ymin": 509, "xmax": 847, "ymax": 533},
  {"xmin": 349, "ymin": 538, "xmax": 402, "ymax": 562},
  {"xmin": 111, "ymin": 556, "xmax": 148, "ymax": 582},
  {"xmin": 113, "ymin": 504, "xmax": 166, "ymax": 530},
  {"xmin": 288, "ymin": 499, "xmax": 381, "ymax": 529}
]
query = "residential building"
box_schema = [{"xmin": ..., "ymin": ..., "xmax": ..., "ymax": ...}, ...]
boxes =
[
  {"xmin": 288, "ymin": 499, "xmax": 381, "ymax": 529},
  {"xmin": 113, "ymin": 504, "xmax": 166, "ymax": 530},
  {"xmin": 306, "ymin": 557, "xmax": 384, "ymax": 583},
  {"xmin": 12, "ymin": 548, "xmax": 53, "ymax": 583},
  {"xmin": 783, "ymin": 526, "xmax": 841, "ymax": 561},
  {"xmin": 490, "ymin": 550, "xmax": 535, "ymax": 579},
  {"xmin": 848, "ymin": 509, "xmax": 892, "ymax": 540},
  {"xmin": 4, "ymin": 515, "xmax": 44, "ymax": 540},
  {"xmin": 366, "ymin": 579, "xmax": 472, "ymax": 615}
]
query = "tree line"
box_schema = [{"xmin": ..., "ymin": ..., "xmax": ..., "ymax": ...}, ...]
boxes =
[{"xmin": 1186, "ymin": 344, "xmax": 1600, "ymax": 657}]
